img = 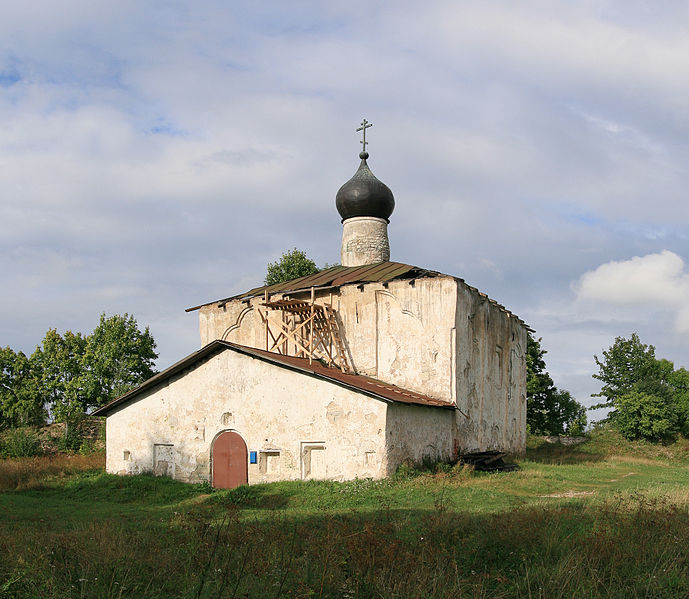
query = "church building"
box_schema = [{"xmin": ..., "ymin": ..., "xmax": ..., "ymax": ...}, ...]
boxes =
[{"xmin": 94, "ymin": 122, "xmax": 529, "ymax": 488}]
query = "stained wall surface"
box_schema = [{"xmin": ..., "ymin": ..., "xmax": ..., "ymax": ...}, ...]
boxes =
[
  {"xmin": 197, "ymin": 274, "xmax": 527, "ymax": 454},
  {"xmin": 104, "ymin": 348, "xmax": 451, "ymax": 484},
  {"xmin": 454, "ymin": 281, "xmax": 527, "ymax": 453},
  {"xmin": 385, "ymin": 403, "xmax": 456, "ymax": 474},
  {"xmin": 199, "ymin": 277, "xmax": 458, "ymax": 403}
]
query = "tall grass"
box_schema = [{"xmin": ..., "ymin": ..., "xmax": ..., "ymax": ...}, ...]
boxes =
[
  {"xmin": 3, "ymin": 431, "xmax": 689, "ymax": 597},
  {"xmin": 526, "ymin": 428, "xmax": 689, "ymax": 464},
  {"xmin": 0, "ymin": 453, "xmax": 104, "ymax": 491},
  {"xmin": 2, "ymin": 487, "xmax": 689, "ymax": 598}
]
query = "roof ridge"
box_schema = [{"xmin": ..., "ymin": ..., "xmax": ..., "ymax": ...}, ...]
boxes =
[{"xmin": 93, "ymin": 340, "xmax": 455, "ymax": 416}]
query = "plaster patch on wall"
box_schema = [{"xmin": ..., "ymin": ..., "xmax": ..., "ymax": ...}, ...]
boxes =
[
  {"xmin": 326, "ymin": 401, "xmax": 344, "ymax": 424},
  {"xmin": 153, "ymin": 444, "xmax": 175, "ymax": 478},
  {"xmin": 375, "ymin": 289, "xmax": 444, "ymax": 399}
]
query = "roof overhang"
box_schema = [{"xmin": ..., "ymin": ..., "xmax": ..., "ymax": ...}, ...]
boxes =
[{"xmin": 93, "ymin": 340, "xmax": 457, "ymax": 417}]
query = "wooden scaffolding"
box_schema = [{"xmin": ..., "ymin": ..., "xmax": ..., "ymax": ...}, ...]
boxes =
[{"xmin": 258, "ymin": 289, "xmax": 351, "ymax": 373}]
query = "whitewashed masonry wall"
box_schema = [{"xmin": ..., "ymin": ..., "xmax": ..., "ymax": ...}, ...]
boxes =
[
  {"xmin": 104, "ymin": 347, "xmax": 455, "ymax": 482},
  {"xmin": 197, "ymin": 275, "xmax": 527, "ymax": 454}
]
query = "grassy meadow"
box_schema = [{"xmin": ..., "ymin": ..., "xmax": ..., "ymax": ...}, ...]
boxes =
[{"xmin": 2, "ymin": 430, "xmax": 689, "ymax": 598}]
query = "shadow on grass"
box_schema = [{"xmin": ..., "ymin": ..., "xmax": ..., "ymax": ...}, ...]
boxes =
[
  {"xmin": 208, "ymin": 478, "xmax": 362, "ymax": 510},
  {"xmin": 3, "ymin": 487, "xmax": 689, "ymax": 599},
  {"xmin": 19, "ymin": 470, "xmax": 210, "ymax": 505},
  {"xmin": 524, "ymin": 437, "xmax": 607, "ymax": 465}
]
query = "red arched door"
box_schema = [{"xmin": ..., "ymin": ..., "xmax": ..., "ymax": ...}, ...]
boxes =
[{"xmin": 212, "ymin": 431, "xmax": 248, "ymax": 489}]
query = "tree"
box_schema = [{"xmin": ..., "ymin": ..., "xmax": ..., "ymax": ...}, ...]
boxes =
[
  {"xmin": 592, "ymin": 333, "xmax": 665, "ymax": 409},
  {"xmin": 31, "ymin": 329, "xmax": 88, "ymax": 423},
  {"xmin": 592, "ymin": 333, "xmax": 683, "ymax": 441},
  {"xmin": 265, "ymin": 248, "xmax": 318, "ymax": 286},
  {"xmin": 669, "ymin": 368, "xmax": 689, "ymax": 436},
  {"xmin": 82, "ymin": 313, "xmax": 158, "ymax": 409},
  {"xmin": 30, "ymin": 314, "xmax": 158, "ymax": 422},
  {"xmin": 526, "ymin": 334, "xmax": 587, "ymax": 435},
  {"xmin": 0, "ymin": 347, "xmax": 45, "ymax": 429},
  {"xmin": 614, "ymin": 390, "xmax": 679, "ymax": 441}
]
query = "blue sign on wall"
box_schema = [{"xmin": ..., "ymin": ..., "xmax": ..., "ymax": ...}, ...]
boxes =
[{"xmin": 249, "ymin": 451, "xmax": 257, "ymax": 464}]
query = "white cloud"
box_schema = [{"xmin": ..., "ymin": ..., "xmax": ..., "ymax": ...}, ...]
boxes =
[
  {"xmin": 2, "ymin": 0, "xmax": 689, "ymax": 395},
  {"xmin": 576, "ymin": 251, "xmax": 689, "ymax": 332}
]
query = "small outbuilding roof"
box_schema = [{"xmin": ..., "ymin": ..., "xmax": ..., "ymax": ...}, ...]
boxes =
[{"xmin": 92, "ymin": 339, "xmax": 456, "ymax": 417}]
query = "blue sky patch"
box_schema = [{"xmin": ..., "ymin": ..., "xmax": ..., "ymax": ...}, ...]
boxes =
[{"xmin": 0, "ymin": 70, "xmax": 20, "ymax": 87}]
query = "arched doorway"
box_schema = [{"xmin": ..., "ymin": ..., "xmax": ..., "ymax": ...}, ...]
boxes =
[{"xmin": 212, "ymin": 431, "xmax": 248, "ymax": 489}]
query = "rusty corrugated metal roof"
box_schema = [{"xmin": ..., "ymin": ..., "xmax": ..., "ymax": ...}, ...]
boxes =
[
  {"xmin": 236, "ymin": 344, "xmax": 453, "ymax": 408},
  {"xmin": 186, "ymin": 261, "xmax": 435, "ymax": 311},
  {"xmin": 93, "ymin": 340, "xmax": 455, "ymax": 416},
  {"xmin": 184, "ymin": 260, "xmax": 531, "ymax": 330}
]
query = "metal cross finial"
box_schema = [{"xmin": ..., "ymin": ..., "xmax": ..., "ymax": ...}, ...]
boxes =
[{"xmin": 356, "ymin": 119, "xmax": 373, "ymax": 152}]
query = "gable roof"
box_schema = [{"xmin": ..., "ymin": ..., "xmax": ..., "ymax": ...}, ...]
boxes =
[
  {"xmin": 92, "ymin": 340, "xmax": 455, "ymax": 417},
  {"xmin": 185, "ymin": 260, "xmax": 530, "ymax": 330}
]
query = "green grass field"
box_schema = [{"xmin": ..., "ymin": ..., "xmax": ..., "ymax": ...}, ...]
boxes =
[{"xmin": 2, "ymin": 430, "xmax": 689, "ymax": 598}]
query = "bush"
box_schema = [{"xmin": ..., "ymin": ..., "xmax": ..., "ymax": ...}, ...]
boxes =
[
  {"xmin": 0, "ymin": 428, "xmax": 43, "ymax": 458},
  {"xmin": 615, "ymin": 391, "xmax": 679, "ymax": 441},
  {"xmin": 57, "ymin": 422, "xmax": 85, "ymax": 453}
]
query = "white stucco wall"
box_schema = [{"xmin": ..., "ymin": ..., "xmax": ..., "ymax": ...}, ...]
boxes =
[
  {"xmin": 105, "ymin": 348, "xmax": 393, "ymax": 484},
  {"xmin": 199, "ymin": 277, "xmax": 458, "ymax": 403},
  {"xmin": 196, "ymin": 274, "xmax": 528, "ymax": 455},
  {"xmin": 385, "ymin": 403, "xmax": 456, "ymax": 474},
  {"xmin": 454, "ymin": 282, "xmax": 527, "ymax": 453}
]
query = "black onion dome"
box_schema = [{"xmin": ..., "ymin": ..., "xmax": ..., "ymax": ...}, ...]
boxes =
[{"xmin": 336, "ymin": 151, "xmax": 395, "ymax": 222}]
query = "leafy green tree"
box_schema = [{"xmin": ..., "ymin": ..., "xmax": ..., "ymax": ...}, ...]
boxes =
[
  {"xmin": 30, "ymin": 314, "xmax": 157, "ymax": 423},
  {"xmin": 668, "ymin": 367, "xmax": 689, "ymax": 436},
  {"xmin": 0, "ymin": 347, "xmax": 45, "ymax": 429},
  {"xmin": 265, "ymin": 248, "xmax": 319, "ymax": 285},
  {"xmin": 614, "ymin": 390, "xmax": 679, "ymax": 441},
  {"xmin": 592, "ymin": 333, "xmax": 686, "ymax": 441},
  {"xmin": 82, "ymin": 313, "xmax": 158, "ymax": 408},
  {"xmin": 527, "ymin": 334, "xmax": 587, "ymax": 435},
  {"xmin": 31, "ymin": 329, "xmax": 87, "ymax": 423},
  {"xmin": 592, "ymin": 333, "xmax": 666, "ymax": 410}
]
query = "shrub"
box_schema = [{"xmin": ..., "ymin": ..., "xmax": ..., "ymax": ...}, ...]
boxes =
[
  {"xmin": 0, "ymin": 428, "xmax": 43, "ymax": 458},
  {"xmin": 58, "ymin": 425, "xmax": 83, "ymax": 452},
  {"xmin": 615, "ymin": 391, "xmax": 679, "ymax": 441}
]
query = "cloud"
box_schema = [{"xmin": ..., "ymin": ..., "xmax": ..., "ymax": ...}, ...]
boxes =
[
  {"xmin": 576, "ymin": 251, "xmax": 689, "ymax": 332},
  {"xmin": 2, "ymin": 0, "xmax": 689, "ymax": 404}
]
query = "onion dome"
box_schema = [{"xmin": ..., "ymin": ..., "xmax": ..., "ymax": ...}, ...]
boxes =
[{"xmin": 336, "ymin": 151, "xmax": 395, "ymax": 222}]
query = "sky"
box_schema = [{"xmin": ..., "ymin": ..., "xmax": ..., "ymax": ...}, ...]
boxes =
[{"xmin": 2, "ymin": 0, "xmax": 688, "ymax": 420}]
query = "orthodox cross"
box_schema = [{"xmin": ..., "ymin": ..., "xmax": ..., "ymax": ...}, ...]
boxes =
[{"xmin": 356, "ymin": 119, "xmax": 373, "ymax": 152}]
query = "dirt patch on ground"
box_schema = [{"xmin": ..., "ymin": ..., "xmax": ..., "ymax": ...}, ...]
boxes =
[
  {"xmin": 540, "ymin": 490, "xmax": 595, "ymax": 498},
  {"xmin": 608, "ymin": 472, "xmax": 637, "ymax": 482}
]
